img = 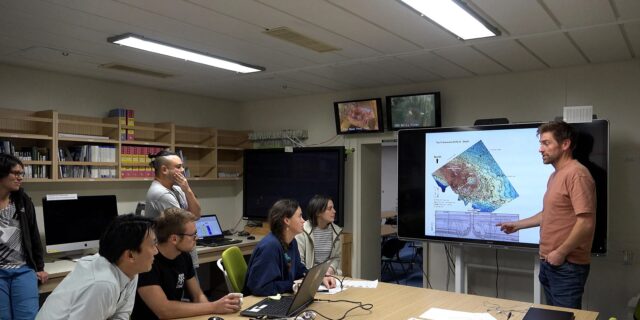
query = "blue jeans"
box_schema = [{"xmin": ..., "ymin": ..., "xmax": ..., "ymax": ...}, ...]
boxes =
[
  {"xmin": 0, "ymin": 265, "xmax": 39, "ymax": 320},
  {"xmin": 539, "ymin": 260, "xmax": 590, "ymax": 309}
]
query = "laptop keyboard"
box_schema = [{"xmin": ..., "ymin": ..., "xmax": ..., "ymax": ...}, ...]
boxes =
[
  {"xmin": 197, "ymin": 238, "xmax": 242, "ymax": 247},
  {"xmin": 261, "ymin": 296, "xmax": 294, "ymax": 315}
]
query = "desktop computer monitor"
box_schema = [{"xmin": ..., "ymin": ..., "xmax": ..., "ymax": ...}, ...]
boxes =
[{"xmin": 42, "ymin": 195, "xmax": 118, "ymax": 254}]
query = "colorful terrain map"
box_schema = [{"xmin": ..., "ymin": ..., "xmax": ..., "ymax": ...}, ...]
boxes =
[{"xmin": 432, "ymin": 140, "xmax": 518, "ymax": 212}]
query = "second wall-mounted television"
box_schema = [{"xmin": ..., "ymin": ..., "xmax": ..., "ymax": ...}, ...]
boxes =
[
  {"xmin": 334, "ymin": 98, "xmax": 383, "ymax": 134},
  {"xmin": 386, "ymin": 92, "xmax": 441, "ymax": 130},
  {"xmin": 397, "ymin": 120, "xmax": 608, "ymax": 253}
]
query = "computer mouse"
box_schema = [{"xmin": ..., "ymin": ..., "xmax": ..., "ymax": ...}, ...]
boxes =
[
  {"xmin": 208, "ymin": 317, "xmax": 223, "ymax": 320},
  {"xmin": 247, "ymin": 235, "xmax": 256, "ymax": 240}
]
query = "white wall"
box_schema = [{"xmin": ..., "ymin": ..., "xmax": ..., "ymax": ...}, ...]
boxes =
[
  {"xmin": 0, "ymin": 63, "xmax": 247, "ymax": 236},
  {"xmin": 381, "ymin": 145, "xmax": 398, "ymax": 212},
  {"xmin": 239, "ymin": 59, "xmax": 640, "ymax": 319}
]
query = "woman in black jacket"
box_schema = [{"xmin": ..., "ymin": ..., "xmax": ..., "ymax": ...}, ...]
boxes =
[{"xmin": 0, "ymin": 153, "xmax": 48, "ymax": 319}]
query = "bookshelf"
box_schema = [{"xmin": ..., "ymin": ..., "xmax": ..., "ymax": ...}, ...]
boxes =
[
  {"xmin": 0, "ymin": 108, "xmax": 251, "ymax": 182},
  {"xmin": 0, "ymin": 109, "xmax": 54, "ymax": 180},
  {"xmin": 175, "ymin": 125, "xmax": 217, "ymax": 180},
  {"xmin": 217, "ymin": 130, "xmax": 251, "ymax": 179}
]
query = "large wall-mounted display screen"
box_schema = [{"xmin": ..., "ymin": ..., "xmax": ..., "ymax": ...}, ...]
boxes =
[{"xmin": 398, "ymin": 120, "xmax": 608, "ymax": 253}]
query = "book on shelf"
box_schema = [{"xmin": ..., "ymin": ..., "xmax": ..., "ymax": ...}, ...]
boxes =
[
  {"xmin": 126, "ymin": 109, "xmax": 135, "ymax": 141},
  {"xmin": 1, "ymin": 140, "xmax": 15, "ymax": 155},
  {"xmin": 58, "ymin": 145, "xmax": 116, "ymax": 178},
  {"xmin": 58, "ymin": 133, "xmax": 109, "ymax": 140},
  {"xmin": 109, "ymin": 108, "xmax": 135, "ymax": 141}
]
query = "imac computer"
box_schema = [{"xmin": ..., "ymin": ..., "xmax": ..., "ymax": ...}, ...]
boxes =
[{"xmin": 42, "ymin": 195, "xmax": 118, "ymax": 255}]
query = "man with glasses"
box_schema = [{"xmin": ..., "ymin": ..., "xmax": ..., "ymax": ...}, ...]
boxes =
[
  {"xmin": 132, "ymin": 208, "xmax": 241, "ymax": 320},
  {"xmin": 0, "ymin": 153, "xmax": 47, "ymax": 319},
  {"xmin": 37, "ymin": 214, "xmax": 157, "ymax": 319}
]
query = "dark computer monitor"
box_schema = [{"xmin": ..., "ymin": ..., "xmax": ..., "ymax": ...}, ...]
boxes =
[{"xmin": 42, "ymin": 195, "xmax": 119, "ymax": 254}]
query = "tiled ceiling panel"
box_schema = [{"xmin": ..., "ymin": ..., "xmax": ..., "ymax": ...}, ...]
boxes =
[
  {"xmin": 474, "ymin": 40, "xmax": 547, "ymax": 71},
  {"xmin": 519, "ymin": 33, "xmax": 588, "ymax": 67},
  {"xmin": 624, "ymin": 22, "xmax": 640, "ymax": 57},
  {"xmin": 472, "ymin": 0, "xmax": 558, "ymax": 35},
  {"xmin": 613, "ymin": 0, "xmax": 640, "ymax": 20},
  {"xmin": 397, "ymin": 52, "xmax": 474, "ymax": 79},
  {"xmin": 569, "ymin": 25, "xmax": 631, "ymax": 63},
  {"xmin": 434, "ymin": 46, "xmax": 509, "ymax": 75},
  {"xmin": 543, "ymin": 0, "xmax": 616, "ymax": 28}
]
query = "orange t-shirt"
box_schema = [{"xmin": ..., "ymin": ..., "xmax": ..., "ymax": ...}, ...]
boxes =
[{"xmin": 539, "ymin": 159, "xmax": 596, "ymax": 264}]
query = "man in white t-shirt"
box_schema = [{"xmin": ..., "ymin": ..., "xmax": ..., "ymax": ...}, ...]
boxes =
[
  {"xmin": 145, "ymin": 150, "xmax": 202, "ymax": 268},
  {"xmin": 145, "ymin": 150, "xmax": 201, "ymax": 219},
  {"xmin": 37, "ymin": 214, "xmax": 157, "ymax": 320}
]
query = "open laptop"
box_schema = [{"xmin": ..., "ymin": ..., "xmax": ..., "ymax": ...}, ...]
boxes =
[
  {"xmin": 240, "ymin": 258, "xmax": 333, "ymax": 319},
  {"xmin": 195, "ymin": 215, "xmax": 241, "ymax": 247}
]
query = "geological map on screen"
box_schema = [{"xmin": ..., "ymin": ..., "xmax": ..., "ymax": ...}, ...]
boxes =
[{"xmin": 432, "ymin": 140, "xmax": 519, "ymax": 212}]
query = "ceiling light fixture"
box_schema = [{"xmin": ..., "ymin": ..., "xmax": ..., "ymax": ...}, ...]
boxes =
[
  {"xmin": 399, "ymin": 0, "xmax": 499, "ymax": 40},
  {"xmin": 107, "ymin": 33, "xmax": 264, "ymax": 73}
]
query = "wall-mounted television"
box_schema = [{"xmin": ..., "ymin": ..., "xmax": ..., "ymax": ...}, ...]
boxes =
[
  {"xmin": 334, "ymin": 98, "xmax": 383, "ymax": 134},
  {"xmin": 243, "ymin": 147, "xmax": 345, "ymax": 226},
  {"xmin": 42, "ymin": 195, "xmax": 119, "ymax": 255},
  {"xmin": 386, "ymin": 92, "xmax": 441, "ymax": 130},
  {"xmin": 397, "ymin": 120, "xmax": 608, "ymax": 253}
]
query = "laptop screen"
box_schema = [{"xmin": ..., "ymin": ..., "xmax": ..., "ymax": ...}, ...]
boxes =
[
  {"xmin": 287, "ymin": 258, "xmax": 333, "ymax": 314},
  {"xmin": 196, "ymin": 215, "xmax": 224, "ymax": 238}
]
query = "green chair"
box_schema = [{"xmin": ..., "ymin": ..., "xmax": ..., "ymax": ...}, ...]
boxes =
[
  {"xmin": 635, "ymin": 296, "xmax": 640, "ymax": 320},
  {"xmin": 216, "ymin": 246, "xmax": 247, "ymax": 293}
]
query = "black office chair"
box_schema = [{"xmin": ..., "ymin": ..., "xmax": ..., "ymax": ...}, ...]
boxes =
[
  {"xmin": 134, "ymin": 202, "xmax": 145, "ymax": 216},
  {"xmin": 381, "ymin": 237, "xmax": 408, "ymax": 284}
]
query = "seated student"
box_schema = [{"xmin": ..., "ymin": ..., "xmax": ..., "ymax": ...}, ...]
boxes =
[
  {"xmin": 132, "ymin": 208, "xmax": 241, "ymax": 319},
  {"xmin": 295, "ymin": 195, "xmax": 343, "ymax": 275},
  {"xmin": 37, "ymin": 214, "xmax": 157, "ymax": 320},
  {"xmin": 243, "ymin": 199, "xmax": 336, "ymax": 297}
]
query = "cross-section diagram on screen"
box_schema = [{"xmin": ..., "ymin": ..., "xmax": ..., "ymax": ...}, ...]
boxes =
[{"xmin": 432, "ymin": 140, "xmax": 518, "ymax": 212}]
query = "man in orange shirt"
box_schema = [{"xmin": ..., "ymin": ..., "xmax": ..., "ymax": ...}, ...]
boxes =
[{"xmin": 497, "ymin": 121, "xmax": 596, "ymax": 309}]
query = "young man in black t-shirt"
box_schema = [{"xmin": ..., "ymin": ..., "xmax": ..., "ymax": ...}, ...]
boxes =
[{"xmin": 132, "ymin": 208, "xmax": 241, "ymax": 320}]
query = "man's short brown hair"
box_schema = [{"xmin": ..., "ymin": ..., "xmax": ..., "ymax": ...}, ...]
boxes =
[
  {"xmin": 537, "ymin": 121, "xmax": 576, "ymax": 150},
  {"xmin": 155, "ymin": 207, "xmax": 196, "ymax": 243}
]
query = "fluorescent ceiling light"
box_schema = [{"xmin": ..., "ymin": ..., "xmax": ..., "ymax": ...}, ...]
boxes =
[
  {"xmin": 107, "ymin": 33, "xmax": 264, "ymax": 73},
  {"xmin": 400, "ymin": 0, "xmax": 499, "ymax": 40}
]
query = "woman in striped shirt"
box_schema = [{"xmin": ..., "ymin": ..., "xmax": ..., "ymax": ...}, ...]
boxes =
[{"xmin": 296, "ymin": 195, "xmax": 343, "ymax": 276}]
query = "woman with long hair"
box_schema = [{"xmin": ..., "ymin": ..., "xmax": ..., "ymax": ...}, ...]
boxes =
[{"xmin": 243, "ymin": 199, "xmax": 335, "ymax": 296}]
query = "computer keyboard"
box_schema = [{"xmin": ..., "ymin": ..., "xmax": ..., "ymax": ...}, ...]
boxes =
[
  {"xmin": 197, "ymin": 238, "xmax": 242, "ymax": 247},
  {"xmin": 261, "ymin": 296, "xmax": 293, "ymax": 315}
]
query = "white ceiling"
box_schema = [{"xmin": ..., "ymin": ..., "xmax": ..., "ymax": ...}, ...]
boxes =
[{"xmin": 1, "ymin": 0, "xmax": 638, "ymax": 102}]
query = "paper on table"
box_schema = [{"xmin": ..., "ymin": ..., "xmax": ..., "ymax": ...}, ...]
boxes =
[
  {"xmin": 342, "ymin": 279, "xmax": 378, "ymax": 288},
  {"xmin": 420, "ymin": 307, "xmax": 497, "ymax": 320},
  {"xmin": 318, "ymin": 285, "xmax": 347, "ymax": 294}
]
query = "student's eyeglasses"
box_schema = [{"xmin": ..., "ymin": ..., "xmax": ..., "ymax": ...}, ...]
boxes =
[
  {"xmin": 10, "ymin": 171, "xmax": 25, "ymax": 178},
  {"xmin": 178, "ymin": 232, "xmax": 198, "ymax": 239}
]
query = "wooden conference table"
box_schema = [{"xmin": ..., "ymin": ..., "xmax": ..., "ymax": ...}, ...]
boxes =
[
  {"xmin": 177, "ymin": 281, "xmax": 598, "ymax": 320},
  {"xmin": 40, "ymin": 235, "xmax": 261, "ymax": 294}
]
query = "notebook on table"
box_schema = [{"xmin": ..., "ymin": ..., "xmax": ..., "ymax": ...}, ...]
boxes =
[
  {"xmin": 240, "ymin": 258, "xmax": 334, "ymax": 319},
  {"xmin": 522, "ymin": 307, "xmax": 574, "ymax": 320},
  {"xmin": 195, "ymin": 215, "xmax": 241, "ymax": 246}
]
